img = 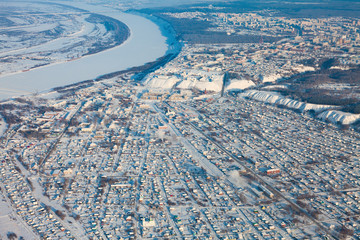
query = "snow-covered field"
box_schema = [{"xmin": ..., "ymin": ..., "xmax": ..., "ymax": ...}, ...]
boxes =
[
  {"xmin": 0, "ymin": 1, "xmax": 169, "ymax": 100},
  {"xmin": 145, "ymin": 69, "xmax": 225, "ymax": 92},
  {"xmin": 261, "ymin": 74, "xmax": 282, "ymax": 83},
  {"xmin": 0, "ymin": 2, "xmax": 126, "ymax": 76},
  {"xmin": 226, "ymin": 79, "xmax": 255, "ymax": 91}
]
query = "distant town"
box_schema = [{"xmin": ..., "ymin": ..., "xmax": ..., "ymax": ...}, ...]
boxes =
[{"xmin": 0, "ymin": 0, "xmax": 359, "ymax": 240}]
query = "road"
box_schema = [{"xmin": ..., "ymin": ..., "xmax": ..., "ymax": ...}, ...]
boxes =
[
  {"xmin": 38, "ymin": 101, "xmax": 84, "ymax": 171},
  {"xmin": 164, "ymin": 101, "xmax": 339, "ymax": 240}
]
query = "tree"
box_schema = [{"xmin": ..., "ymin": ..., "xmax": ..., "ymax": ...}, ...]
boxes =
[
  {"xmin": 73, "ymin": 214, "xmax": 80, "ymax": 221},
  {"xmin": 339, "ymin": 225, "xmax": 354, "ymax": 239},
  {"xmin": 239, "ymin": 192, "xmax": 248, "ymax": 204},
  {"xmin": 55, "ymin": 210, "xmax": 66, "ymax": 220},
  {"xmin": 7, "ymin": 232, "xmax": 17, "ymax": 240}
]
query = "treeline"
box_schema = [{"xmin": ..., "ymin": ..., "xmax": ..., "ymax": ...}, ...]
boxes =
[
  {"xmin": 20, "ymin": 130, "xmax": 47, "ymax": 140},
  {"xmin": 275, "ymin": 87, "xmax": 360, "ymax": 114},
  {"xmin": 0, "ymin": 100, "xmax": 60, "ymax": 125},
  {"xmin": 182, "ymin": 32, "xmax": 283, "ymax": 44},
  {"xmin": 53, "ymin": 79, "xmax": 94, "ymax": 93},
  {"xmin": 197, "ymin": 0, "xmax": 360, "ymax": 18},
  {"xmin": 275, "ymin": 63, "xmax": 360, "ymax": 114},
  {"xmin": 151, "ymin": 13, "xmax": 212, "ymax": 36},
  {"xmin": 0, "ymin": 111, "xmax": 21, "ymax": 125},
  {"xmin": 152, "ymin": 13, "xmax": 282, "ymax": 44},
  {"xmin": 95, "ymin": 52, "xmax": 179, "ymax": 82},
  {"xmin": 342, "ymin": 103, "xmax": 360, "ymax": 114}
]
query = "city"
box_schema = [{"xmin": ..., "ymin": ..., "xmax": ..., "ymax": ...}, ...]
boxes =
[{"xmin": 0, "ymin": 0, "xmax": 359, "ymax": 239}]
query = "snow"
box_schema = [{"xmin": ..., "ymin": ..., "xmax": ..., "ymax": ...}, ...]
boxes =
[
  {"xmin": 226, "ymin": 79, "xmax": 255, "ymax": 91},
  {"xmin": 0, "ymin": 3, "xmax": 89, "ymax": 58},
  {"xmin": 317, "ymin": 110, "xmax": 360, "ymax": 125},
  {"xmin": 261, "ymin": 74, "xmax": 282, "ymax": 83},
  {"xmin": 242, "ymin": 90, "xmax": 281, "ymax": 104},
  {"xmin": 262, "ymin": 85, "xmax": 288, "ymax": 90},
  {"xmin": 180, "ymin": 72, "xmax": 224, "ymax": 92},
  {"xmin": 193, "ymin": 94, "xmax": 217, "ymax": 100},
  {"xmin": 0, "ymin": 192, "xmax": 36, "ymax": 239},
  {"xmin": 241, "ymin": 90, "xmax": 333, "ymax": 112},
  {"xmin": 0, "ymin": 2, "xmax": 169, "ymax": 100},
  {"xmin": 7, "ymin": 17, "xmax": 28, "ymax": 25},
  {"xmin": 227, "ymin": 171, "xmax": 248, "ymax": 188},
  {"xmin": 16, "ymin": 23, "xmax": 59, "ymax": 33},
  {"xmin": 146, "ymin": 75, "xmax": 180, "ymax": 89},
  {"xmin": 177, "ymin": 79, "xmax": 196, "ymax": 89},
  {"xmin": 194, "ymin": 80, "xmax": 223, "ymax": 92},
  {"xmin": 69, "ymin": 18, "xmax": 97, "ymax": 37},
  {"xmin": 28, "ymin": 175, "xmax": 88, "ymax": 239},
  {"xmin": 242, "ymin": 90, "xmax": 360, "ymax": 125},
  {"xmin": 0, "ymin": 15, "xmax": 98, "ymax": 59},
  {"xmin": 0, "ymin": 116, "xmax": 7, "ymax": 137},
  {"xmin": 330, "ymin": 66, "xmax": 351, "ymax": 70},
  {"xmin": 38, "ymin": 91, "xmax": 62, "ymax": 100},
  {"xmin": 317, "ymin": 83, "xmax": 352, "ymax": 90},
  {"xmin": 145, "ymin": 70, "xmax": 225, "ymax": 92},
  {"xmin": 292, "ymin": 65, "xmax": 315, "ymax": 73},
  {"xmin": 153, "ymin": 103, "xmax": 224, "ymax": 177}
]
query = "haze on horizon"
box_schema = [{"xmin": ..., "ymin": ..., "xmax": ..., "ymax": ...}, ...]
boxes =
[{"xmin": 0, "ymin": 0, "xmax": 234, "ymax": 7}]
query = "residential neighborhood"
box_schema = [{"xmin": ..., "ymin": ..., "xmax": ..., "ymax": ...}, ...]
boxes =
[{"xmin": 0, "ymin": 1, "xmax": 360, "ymax": 239}]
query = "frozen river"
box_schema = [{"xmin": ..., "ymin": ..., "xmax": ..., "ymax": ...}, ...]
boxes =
[{"xmin": 0, "ymin": 2, "xmax": 168, "ymax": 100}]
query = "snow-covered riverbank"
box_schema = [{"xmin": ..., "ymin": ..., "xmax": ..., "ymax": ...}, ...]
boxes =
[{"xmin": 0, "ymin": 2, "xmax": 170, "ymax": 100}]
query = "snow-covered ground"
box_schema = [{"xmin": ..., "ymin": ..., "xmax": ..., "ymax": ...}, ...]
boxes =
[
  {"xmin": 0, "ymin": 191, "xmax": 36, "ymax": 239},
  {"xmin": 146, "ymin": 75, "xmax": 181, "ymax": 89},
  {"xmin": 0, "ymin": 2, "xmax": 169, "ymax": 100},
  {"xmin": 318, "ymin": 110, "xmax": 360, "ymax": 125},
  {"xmin": 258, "ymin": 65, "xmax": 314, "ymax": 84},
  {"xmin": 241, "ymin": 90, "xmax": 360, "ymax": 125},
  {"xmin": 0, "ymin": 116, "xmax": 7, "ymax": 137},
  {"xmin": 330, "ymin": 66, "xmax": 351, "ymax": 71},
  {"xmin": 145, "ymin": 70, "xmax": 225, "ymax": 92},
  {"xmin": 0, "ymin": 2, "xmax": 101, "ymax": 76},
  {"xmin": 292, "ymin": 65, "xmax": 315, "ymax": 73},
  {"xmin": 241, "ymin": 90, "xmax": 334, "ymax": 112},
  {"xmin": 145, "ymin": 72, "xmax": 256, "ymax": 93},
  {"xmin": 0, "ymin": 14, "xmax": 98, "ymax": 58},
  {"xmin": 262, "ymin": 84, "xmax": 288, "ymax": 90},
  {"xmin": 261, "ymin": 74, "xmax": 282, "ymax": 83},
  {"xmin": 316, "ymin": 83, "xmax": 352, "ymax": 90},
  {"xmin": 226, "ymin": 79, "xmax": 255, "ymax": 91}
]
